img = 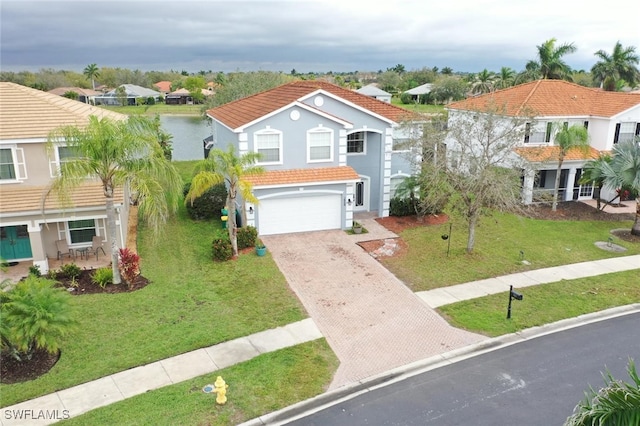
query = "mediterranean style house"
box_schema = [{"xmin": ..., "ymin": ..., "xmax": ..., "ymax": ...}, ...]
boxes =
[
  {"xmin": 0, "ymin": 82, "xmax": 130, "ymax": 273},
  {"xmin": 447, "ymin": 80, "xmax": 640, "ymax": 203},
  {"xmin": 205, "ymin": 80, "xmax": 415, "ymax": 235}
]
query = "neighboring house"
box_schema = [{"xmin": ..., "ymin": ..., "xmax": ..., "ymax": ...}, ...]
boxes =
[
  {"xmin": 206, "ymin": 80, "xmax": 415, "ymax": 235},
  {"xmin": 165, "ymin": 87, "xmax": 213, "ymax": 105},
  {"xmin": 404, "ymin": 83, "xmax": 433, "ymax": 101},
  {"xmin": 153, "ymin": 81, "xmax": 172, "ymax": 96},
  {"xmin": 94, "ymin": 84, "xmax": 161, "ymax": 106},
  {"xmin": 48, "ymin": 87, "xmax": 102, "ymax": 104},
  {"xmin": 0, "ymin": 82, "xmax": 130, "ymax": 273},
  {"xmin": 446, "ymin": 80, "xmax": 640, "ymax": 204},
  {"xmin": 356, "ymin": 84, "xmax": 392, "ymax": 103}
]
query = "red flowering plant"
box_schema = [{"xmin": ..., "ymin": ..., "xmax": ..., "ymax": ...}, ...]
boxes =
[{"xmin": 118, "ymin": 248, "xmax": 140, "ymax": 289}]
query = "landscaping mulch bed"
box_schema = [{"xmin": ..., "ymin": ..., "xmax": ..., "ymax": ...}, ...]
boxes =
[
  {"xmin": 54, "ymin": 269, "xmax": 150, "ymax": 295},
  {"xmin": 0, "ymin": 349, "xmax": 60, "ymax": 385}
]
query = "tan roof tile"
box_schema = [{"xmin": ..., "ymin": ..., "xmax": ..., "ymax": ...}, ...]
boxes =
[
  {"xmin": 448, "ymin": 80, "xmax": 640, "ymax": 117},
  {"xmin": 0, "ymin": 182, "xmax": 124, "ymax": 214},
  {"xmin": 514, "ymin": 145, "xmax": 601, "ymax": 162},
  {"xmin": 207, "ymin": 80, "xmax": 413, "ymax": 130},
  {"xmin": 245, "ymin": 166, "xmax": 360, "ymax": 186},
  {"xmin": 0, "ymin": 82, "xmax": 127, "ymax": 140}
]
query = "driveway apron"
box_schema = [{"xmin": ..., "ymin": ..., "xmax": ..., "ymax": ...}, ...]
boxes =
[{"xmin": 262, "ymin": 218, "xmax": 485, "ymax": 390}]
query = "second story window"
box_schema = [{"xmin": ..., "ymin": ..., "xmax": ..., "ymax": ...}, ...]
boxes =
[
  {"xmin": 347, "ymin": 131, "xmax": 365, "ymax": 154},
  {"xmin": 255, "ymin": 129, "xmax": 282, "ymax": 164},
  {"xmin": 307, "ymin": 128, "xmax": 333, "ymax": 162},
  {"xmin": 0, "ymin": 147, "xmax": 26, "ymax": 182},
  {"xmin": 524, "ymin": 122, "xmax": 552, "ymax": 144},
  {"xmin": 614, "ymin": 122, "xmax": 640, "ymax": 144}
]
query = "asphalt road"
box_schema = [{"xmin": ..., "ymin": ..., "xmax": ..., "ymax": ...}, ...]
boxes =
[{"xmin": 287, "ymin": 312, "xmax": 640, "ymax": 426}]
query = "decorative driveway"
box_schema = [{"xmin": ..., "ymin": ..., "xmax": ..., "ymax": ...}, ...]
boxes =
[{"xmin": 262, "ymin": 218, "xmax": 485, "ymax": 390}]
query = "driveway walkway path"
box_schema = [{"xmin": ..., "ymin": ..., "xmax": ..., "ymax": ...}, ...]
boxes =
[{"xmin": 262, "ymin": 218, "xmax": 485, "ymax": 390}]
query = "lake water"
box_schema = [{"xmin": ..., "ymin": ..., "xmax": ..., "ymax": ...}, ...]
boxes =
[{"xmin": 159, "ymin": 115, "xmax": 212, "ymax": 161}]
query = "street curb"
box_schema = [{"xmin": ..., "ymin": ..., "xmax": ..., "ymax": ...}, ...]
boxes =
[{"xmin": 240, "ymin": 303, "xmax": 640, "ymax": 426}]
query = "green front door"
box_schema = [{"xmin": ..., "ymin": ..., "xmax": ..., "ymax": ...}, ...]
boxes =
[{"xmin": 0, "ymin": 226, "xmax": 33, "ymax": 260}]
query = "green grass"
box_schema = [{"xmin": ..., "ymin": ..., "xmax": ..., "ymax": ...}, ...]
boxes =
[
  {"xmin": 382, "ymin": 212, "xmax": 639, "ymax": 291},
  {"xmin": 439, "ymin": 270, "xmax": 640, "ymax": 337},
  {"xmin": 98, "ymin": 104, "xmax": 203, "ymax": 116},
  {"xmin": 60, "ymin": 340, "xmax": 338, "ymax": 426},
  {"xmin": 0, "ymin": 203, "xmax": 306, "ymax": 407},
  {"xmin": 391, "ymin": 98, "xmax": 446, "ymax": 114}
]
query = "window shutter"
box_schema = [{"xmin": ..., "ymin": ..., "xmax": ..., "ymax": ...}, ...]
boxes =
[
  {"xmin": 635, "ymin": 123, "xmax": 640, "ymax": 136},
  {"xmin": 524, "ymin": 123, "xmax": 531, "ymax": 143},
  {"xmin": 583, "ymin": 121, "xmax": 589, "ymax": 129},
  {"xmin": 15, "ymin": 148, "xmax": 27, "ymax": 180},
  {"xmin": 545, "ymin": 122, "xmax": 553, "ymax": 142},
  {"xmin": 613, "ymin": 123, "xmax": 621, "ymax": 143}
]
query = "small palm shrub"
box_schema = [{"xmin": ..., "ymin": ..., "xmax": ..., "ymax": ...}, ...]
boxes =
[
  {"xmin": 91, "ymin": 267, "xmax": 113, "ymax": 288},
  {"xmin": 59, "ymin": 263, "xmax": 82, "ymax": 280},
  {"xmin": 565, "ymin": 358, "xmax": 640, "ymax": 426},
  {"xmin": 237, "ymin": 226, "xmax": 258, "ymax": 249},
  {"xmin": 212, "ymin": 230, "xmax": 233, "ymax": 262},
  {"xmin": 118, "ymin": 248, "xmax": 140, "ymax": 289},
  {"xmin": 390, "ymin": 196, "xmax": 417, "ymax": 216},
  {"xmin": 0, "ymin": 276, "xmax": 76, "ymax": 361}
]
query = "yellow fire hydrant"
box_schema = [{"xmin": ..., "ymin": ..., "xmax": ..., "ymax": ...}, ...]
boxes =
[{"xmin": 212, "ymin": 376, "xmax": 228, "ymax": 405}]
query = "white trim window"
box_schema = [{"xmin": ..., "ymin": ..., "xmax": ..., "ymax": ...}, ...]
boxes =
[
  {"xmin": 67, "ymin": 219, "xmax": 97, "ymax": 244},
  {"xmin": 347, "ymin": 131, "xmax": 365, "ymax": 154},
  {"xmin": 50, "ymin": 145, "xmax": 81, "ymax": 177},
  {"xmin": 0, "ymin": 147, "xmax": 26, "ymax": 182},
  {"xmin": 307, "ymin": 127, "xmax": 333, "ymax": 162},
  {"xmin": 524, "ymin": 122, "xmax": 552, "ymax": 144},
  {"xmin": 255, "ymin": 129, "xmax": 283, "ymax": 164},
  {"xmin": 613, "ymin": 122, "xmax": 640, "ymax": 144}
]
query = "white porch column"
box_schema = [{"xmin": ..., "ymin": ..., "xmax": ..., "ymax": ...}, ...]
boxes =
[
  {"xmin": 522, "ymin": 169, "xmax": 535, "ymax": 204},
  {"xmin": 345, "ymin": 183, "xmax": 354, "ymax": 228},
  {"xmin": 28, "ymin": 223, "xmax": 49, "ymax": 274},
  {"xmin": 564, "ymin": 167, "xmax": 577, "ymax": 201}
]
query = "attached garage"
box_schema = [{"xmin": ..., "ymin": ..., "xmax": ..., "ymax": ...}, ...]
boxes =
[{"xmin": 258, "ymin": 193, "xmax": 342, "ymax": 235}]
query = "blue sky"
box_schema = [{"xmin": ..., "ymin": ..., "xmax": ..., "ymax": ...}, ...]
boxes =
[{"xmin": 2, "ymin": 0, "xmax": 639, "ymax": 74}]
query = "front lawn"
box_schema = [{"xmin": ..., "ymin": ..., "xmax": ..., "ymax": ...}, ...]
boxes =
[
  {"xmin": 0, "ymin": 205, "xmax": 307, "ymax": 407},
  {"xmin": 60, "ymin": 340, "xmax": 338, "ymax": 426},
  {"xmin": 439, "ymin": 270, "xmax": 640, "ymax": 337},
  {"xmin": 382, "ymin": 212, "xmax": 639, "ymax": 291}
]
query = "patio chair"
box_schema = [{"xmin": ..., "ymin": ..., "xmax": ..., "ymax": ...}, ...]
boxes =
[
  {"xmin": 85, "ymin": 236, "xmax": 107, "ymax": 261},
  {"xmin": 56, "ymin": 239, "xmax": 75, "ymax": 261}
]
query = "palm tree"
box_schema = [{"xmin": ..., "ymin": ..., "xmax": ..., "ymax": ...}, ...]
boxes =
[
  {"xmin": 591, "ymin": 41, "xmax": 640, "ymax": 90},
  {"xmin": 494, "ymin": 67, "xmax": 516, "ymax": 90},
  {"xmin": 47, "ymin": 116, "xmax": 183, "ymax": 284},
  {"xmin": 550, "ymin": 123, "xmax": 590, "ymax": 211},
  {"xmin": 185, "ymin": 145, "xmax": 264, "ymax": 257},
  {"xmin": 83, "ymin": 63, "xmax": 100, "ymax": 90},
  {"xmin": 527, "ymin": 38, "xmax": 577, "ymax": 80},
  {"xmin": 564, "ymin": 359, "xmax": 640, "ymax": 426},
  {"xmin": 471, "ymin": 69, "xmax": 495, "ymax": 94},
  {"xmin": 579, "ymin": 153, "xmax": 612, "ymax": 210},
  {"xmin": 601, "ymin": 139, "xmax": 640, "ymax": 235}
]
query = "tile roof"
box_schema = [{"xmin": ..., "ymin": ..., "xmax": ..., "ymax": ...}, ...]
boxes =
[
  {"xmin": 514, "ymin": 145, "xmax": 601, "ymax": 162},
  {"xmin": 447, "ymin": 80, "xmax": 640, "ymax": 118},
  {"xmin": 207, "ymin": 80, "xmax": 413, "ymax": 130},
  {"xmin": 245, "ymin": 166, "xmax": 360, "ymax": 186},
  {"xmin": 0, "ymin": 82, "xmax": 127, "ymax": 140},
  {"xmin": 153, "ymin": 81, "xmax": 172, "ymax": 92},
  {"xmin": 0, "ymin": 181, "xmax": 125, "ymax": 214}
]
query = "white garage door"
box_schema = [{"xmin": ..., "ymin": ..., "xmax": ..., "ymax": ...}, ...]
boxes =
[{"xmin": 258, "ymin": 194, "xmax": 342, "ymax": 235}]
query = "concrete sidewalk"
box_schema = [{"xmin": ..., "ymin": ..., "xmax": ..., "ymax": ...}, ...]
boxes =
[
  {"xmin": 0, "ymin": 319, "xmax": 322, "ymax": 426},
  {"xmin": 418, "ymin": 254, "xmax": 640, "ymax": 308}
]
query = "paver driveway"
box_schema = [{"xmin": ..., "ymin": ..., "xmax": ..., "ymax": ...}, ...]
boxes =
[{"xmin": 262, "ymin": 218, "xmax": 485, "ymax": 390}]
